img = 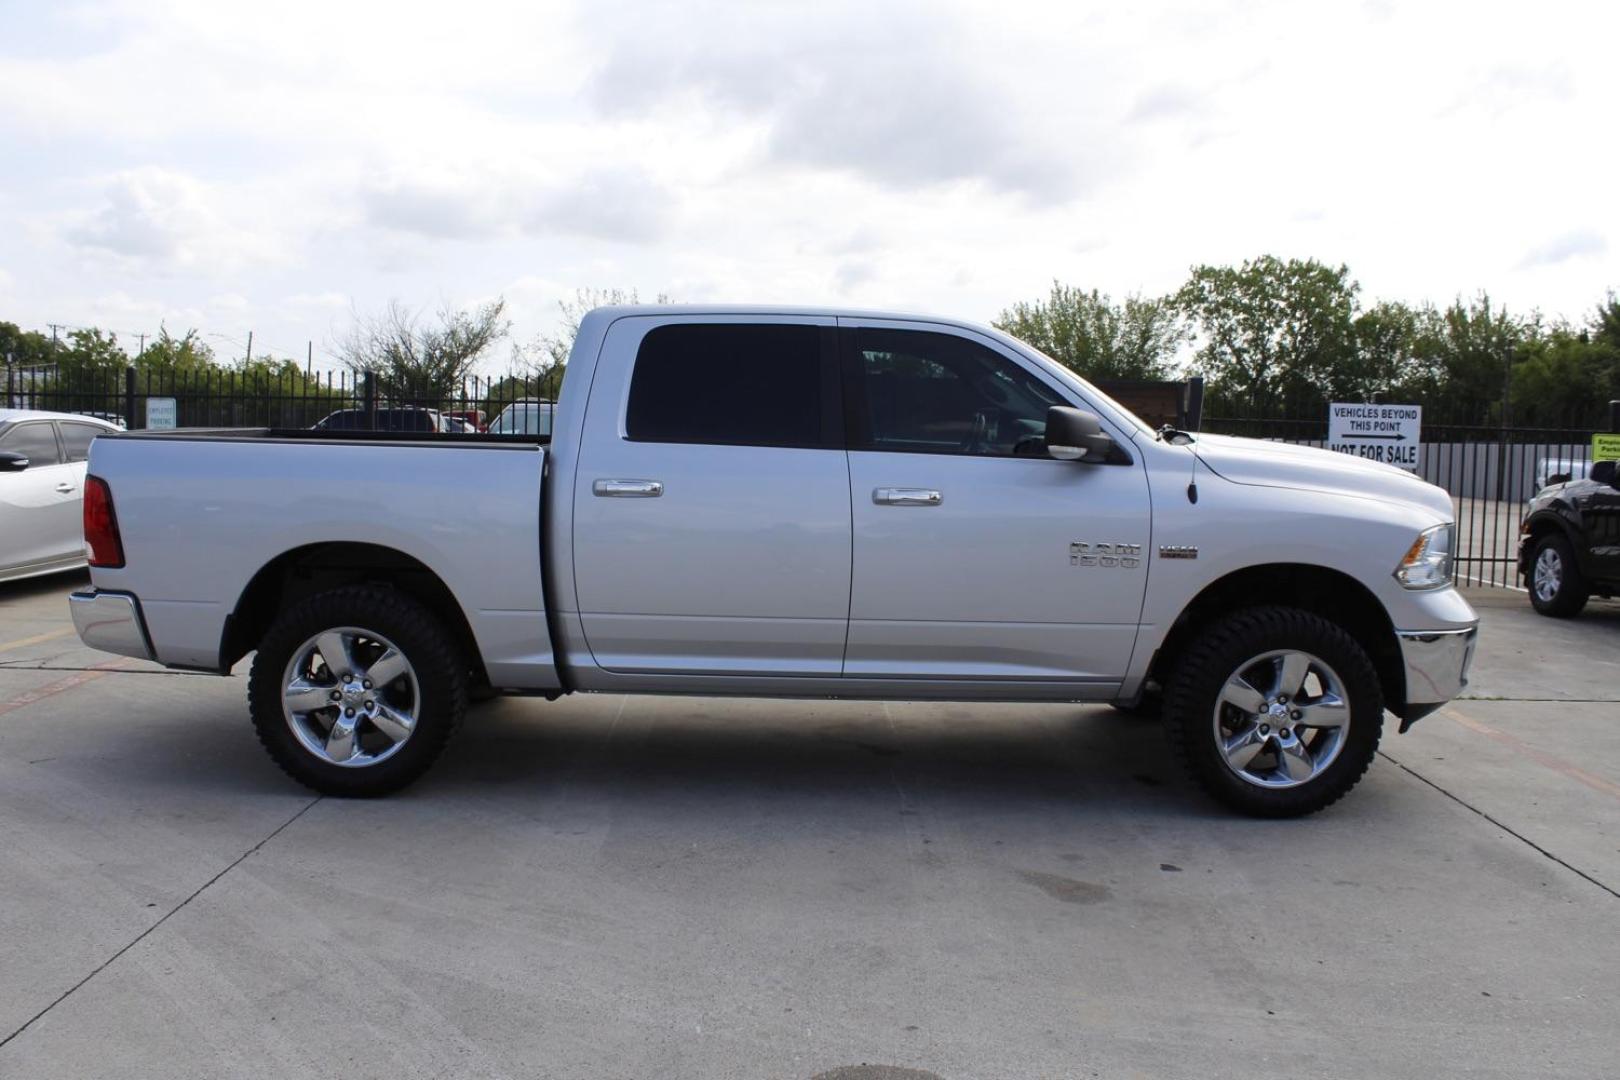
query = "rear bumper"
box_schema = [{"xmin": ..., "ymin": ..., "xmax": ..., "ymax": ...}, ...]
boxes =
[
  {"xmin": 1394, "ymin": 626, "xmax": 1476, "ymax": 729},
  {"xmin": 68, "ymin": 590, "xmax": 154, "ymax": 661}
]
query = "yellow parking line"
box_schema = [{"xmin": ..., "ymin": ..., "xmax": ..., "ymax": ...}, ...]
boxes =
[{"xmin": 0, "ymin": 627, "xmax": 77, "ymax": 655}]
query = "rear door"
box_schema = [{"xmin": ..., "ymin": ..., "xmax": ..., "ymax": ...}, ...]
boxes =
[
  {"xmin": 571, "ymin": 316, "xmax": 852, "ymax": 676},
  {"xmin": 840, "ymin": 319, "xmax": 1151, "ymax": 686}
]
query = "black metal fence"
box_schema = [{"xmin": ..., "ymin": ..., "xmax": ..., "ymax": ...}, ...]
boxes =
[
  {"xmin": 1204, "ymin": 414, "xmax": 1618, "ymax": 589},
  {"xmin": 3, "ymin": 365, "xmax": 555, "ymax": 433},
  {"xmin": 8, "ymin": 361, "xmax": 1615, "ymax": 591}
]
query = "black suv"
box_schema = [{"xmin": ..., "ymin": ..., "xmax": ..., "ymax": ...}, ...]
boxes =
[{"xmin": 1519, "ymin": 459, "xmax": 1620, "ymax": 616}]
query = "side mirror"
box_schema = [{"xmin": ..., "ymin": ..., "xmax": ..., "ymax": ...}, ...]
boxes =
[
  {"xmin": 0, "ymin": 450, "xmax": 29, "ymax": 472},
  {"xmin": 1592, "ymin": 460, "xmax": 1618, "ymax": 487},
  {"xmin": 1045, "ymin": 406, "xmax": 1116, "ymax": 462}
]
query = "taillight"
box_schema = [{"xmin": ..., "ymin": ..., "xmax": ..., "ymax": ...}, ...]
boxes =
[{"xmin": 83, "ymin": 476, "xmax": 125, "ymax": 568}]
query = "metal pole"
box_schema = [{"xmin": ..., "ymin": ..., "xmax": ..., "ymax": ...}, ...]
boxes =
[
  {"xmin": 1184, "ymin": 376, "xmax": 1205, "ymax": 432},
  {"xmin": 363, "ymin": 370, "xmax": 377, "ymax": 431},
  {"xmin": 1610, "ymin": 399, "xmax": 1620, "ymax": 434},
  {"xmin": 124, "ymin": 366, "xmax": 138, "ymax": 430}
]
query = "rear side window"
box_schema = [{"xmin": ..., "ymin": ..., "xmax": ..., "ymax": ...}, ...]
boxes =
[
  {"xmin": 626, "ymin": 324, "xmax": 833, "ymax": 448},
  {"xmin": 58, "ymin": 422, "xmax": 106, "ymax": 463},
  {"xmin": 0, "ymin": 422, "xmax": 61, "ymax": 465}
]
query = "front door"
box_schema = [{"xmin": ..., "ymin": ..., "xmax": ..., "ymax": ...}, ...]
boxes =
[
  {"xmin": 571, "ymin": 316, "xmax": 852, "ymax": 676},
  {"xmin": 0, "ymin": 420, "xmax": 75, "ymax": 571},
  {"xmin": 841, "ymin": 320, "xmax": 1151, "ymax": 687}
]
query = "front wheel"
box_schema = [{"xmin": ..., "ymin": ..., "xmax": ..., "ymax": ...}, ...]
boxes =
[
  {"xmin": 1164, "ymin": 607, "xmax": 1383, "ymax": 817},
  {"xmin": 248, "ymin": 585, "xmax": 467, "ymax": 796},
  {"xmin": 1528, "ymin": 533, "xmax": 1589, "ymax": 617}
]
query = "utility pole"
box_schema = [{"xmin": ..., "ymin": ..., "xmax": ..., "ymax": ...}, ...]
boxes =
[
  {"xmin": 136, "ymin": 332, "xmax": 146, "ymax": 359},
  {"xmin": 245, "ymin": 330, "xmax": 253, "ymax": 365}
]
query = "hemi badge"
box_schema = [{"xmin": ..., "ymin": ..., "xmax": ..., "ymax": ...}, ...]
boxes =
[{"xmin": 1158, "ymin": 545, "xmax": 1199, "ymax": 559}]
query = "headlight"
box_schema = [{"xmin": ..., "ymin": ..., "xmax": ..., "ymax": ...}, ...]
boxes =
[{"xmin": 1394, "ymin": 523, "xmax": 1454, "ymax": 589}]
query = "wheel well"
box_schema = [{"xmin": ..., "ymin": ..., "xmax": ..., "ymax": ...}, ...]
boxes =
[
  {"xmin": 1146, "ymin": 564, "xmax": 1404, "ymax": 713},
  {"xmin": 220, "ymin": 542, "xmax": 485, "ymax": 684},
  {"xmin": 1523, "ymin": 514, "xmax": 1568, "ymax": 545}
]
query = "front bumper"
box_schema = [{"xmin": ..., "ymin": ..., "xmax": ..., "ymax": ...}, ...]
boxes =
[
  {"xmin": 1394, "ymin": 626, "xmax": 1477, "ymax": 729},
  {"xmin": 68, "ymin": 590, "xmax": 155, "ymax": 661}
]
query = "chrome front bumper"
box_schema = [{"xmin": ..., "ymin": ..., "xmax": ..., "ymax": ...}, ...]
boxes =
[
  {"xmin": 68, "ymin": 590, "xmax": 154, "ymax": 661},
  {"xmin": 1395, "ymin": 626, "xmax": 1477, "ymax": 725}
]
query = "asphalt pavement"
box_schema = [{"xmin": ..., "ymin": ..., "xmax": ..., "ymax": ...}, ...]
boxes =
[{"xmin": 1, "ymin": 572, "xmax": 1616, "ymax": 1079}]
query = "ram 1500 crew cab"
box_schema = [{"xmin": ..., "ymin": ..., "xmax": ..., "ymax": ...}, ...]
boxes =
[{"xmin": 69, "ymin": 307, "xmax": 1478, "ymax": 815}]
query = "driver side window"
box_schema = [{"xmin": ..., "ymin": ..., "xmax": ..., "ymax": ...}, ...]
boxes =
[{"xmin": 852, "ymin": 328, "xmax": 1059, "ymax": 457}]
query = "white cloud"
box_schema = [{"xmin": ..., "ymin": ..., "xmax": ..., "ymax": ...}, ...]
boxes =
[
  {"xmin": 0, "ymin": 0, "xmax": 1613, "ymax": 358},
  {"xmin": 1519, "ymin": 230, "xmax": 1607, "ymax": 270},
  {"xmin": 63, "ymin": 168, "xmax": 287, "ymax": 272},
  {"xmin": 580, "ymin": 0, "xmax": 1109, "ymax": 203},
  {"xmin": 362, "ymin": 165, "xmax": 673, "ymax": 244}
]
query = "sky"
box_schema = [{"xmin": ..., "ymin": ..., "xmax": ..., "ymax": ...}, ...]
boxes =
[{"xmin": 0, "ymin": 0, "xmax": 1615, "ymax": 372}]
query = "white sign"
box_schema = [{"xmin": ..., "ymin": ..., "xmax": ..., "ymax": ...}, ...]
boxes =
[
  {"xmin": 1328, "ymin": 402, "xmax": 1422, "ymax": 472},
  {"xmin": 146, "ymin": 397, "xmax": 178, "ymax": 430}
]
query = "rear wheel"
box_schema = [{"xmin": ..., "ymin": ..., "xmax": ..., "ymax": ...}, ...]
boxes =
[
  {"xmin": 1529, "ymin": 533, "xmax": 1589, "ymax": 617},
  {"xmin": 248, "ymin": 585, "xmax": 467, "ymax": 796},
  {"xmin": 1164, "ymin": 607, "xmax": 1383, "ymax": 817}
]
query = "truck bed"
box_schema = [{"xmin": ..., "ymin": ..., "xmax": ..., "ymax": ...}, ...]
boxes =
[{"xmin": 85, "ymin": 430, "xmax": 559, "ymax": 688}]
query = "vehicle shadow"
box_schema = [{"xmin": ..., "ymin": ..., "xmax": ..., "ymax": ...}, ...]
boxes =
[
  {"xmin": 0, "ymin": 567, "xmax": 89, "ymax": 606},
  {"xmin": 418, "ymin": 696, "xmax": 1216, "ymax": 822}
]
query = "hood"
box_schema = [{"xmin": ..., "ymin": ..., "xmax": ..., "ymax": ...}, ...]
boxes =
[{"xmin": 1193, "ymin": 433, "xmax": 1453, "ymax": 521}]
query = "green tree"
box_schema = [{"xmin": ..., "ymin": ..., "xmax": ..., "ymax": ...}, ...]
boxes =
[
  {"xmin": 340, "ymin": 299, "xmax": 510, "ymax": 405},
  {"xmin": 1176, "ymin": 256, "xmax": 1362, "ymax": 416},
  {"xmin": 137, "ymin": 327, "xmax": 217, "ymax": 377},
  {"xmin": 1510, "ymin": 329, "xmax": 1606, "ymax": 427},
  {"xmin": 1393, "ymin": 295, "xmax": 1530, "ymax": 426},
  {"xmin": 0, "ymin": 321, "xmax": 53, "ymax": 370},
  {"xmin": 993, "ymin": 282, "xmax": 1182, "ymax": 381}
]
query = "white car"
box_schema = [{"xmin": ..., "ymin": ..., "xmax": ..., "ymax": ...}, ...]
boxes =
[
  {"xmin": 0, "ymin": 409, "xmax": 124, "ymax": 583},
  {"xmin": 489, "ymin": 399, "xmax": 554, "ymax": 435}
]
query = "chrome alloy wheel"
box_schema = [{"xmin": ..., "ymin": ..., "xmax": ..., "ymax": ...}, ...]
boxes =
[
  {"xmin": 1533, "ymin": 546, "xmax": 1563, "ymax": 603},
  {"xmin": 281, "ymin": 627, "xmax": 420, "ymax": 768},
  {"xmin": 1212, "ymin": 649, "xmax": 1350, "ymax": 789}
]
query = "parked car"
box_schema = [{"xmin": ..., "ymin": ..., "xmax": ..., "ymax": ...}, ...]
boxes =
[
  {"xmin": 489, "ymin": 399, "xmax": 554, "ymax": 435},
  {"xmin": 74, "ymin": 411, "xmax": 128, "ymax": 430},
  {"xmin": 1532, "ymin": 455, "xmax": 1594, "ymax": 501},
  {"xmin": 0, "ymin": 409, "xmax": 123, "ymax": 583},
  {"xmin": 1518, "ymin": 459, "xmax": 1620, "ymax": 616},
  {"xmin": 446, "ymin": 409, "xmax": 487, "ymax": 432},
  {"xmin": 70, "ymin": 306, "xmax": 1477, "ymax": 816},
  {"xmin": 312, "ymin": 407, "xmax": 450, "ymax": 433}
]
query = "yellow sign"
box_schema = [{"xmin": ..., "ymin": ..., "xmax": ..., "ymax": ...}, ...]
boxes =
[{"xmin": 1595, "ymin": 433, "xmax": 1620, "ymax": 462}]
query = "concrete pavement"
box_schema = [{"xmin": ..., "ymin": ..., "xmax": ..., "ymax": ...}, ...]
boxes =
[{"xmin": 1, "ymin": 574, "xmax": 1616, "ymax": 1079}]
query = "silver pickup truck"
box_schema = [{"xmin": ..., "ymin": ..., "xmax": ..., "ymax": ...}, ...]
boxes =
[{"xmin": 70, "ymin": 306, "xmax": 1478, "ymax": 815}]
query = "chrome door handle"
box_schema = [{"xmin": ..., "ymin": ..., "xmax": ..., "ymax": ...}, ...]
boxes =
[
  {"xmin": 593, "ymin": 479, "xmax": 663, "ymax": 498},
  {"xmin": 55, "ymin": 483, "xmax": 76, "ymax": 494},
  {"xmin": 873, "ymin": 487, "xmax": 942, "ymax": 506}
]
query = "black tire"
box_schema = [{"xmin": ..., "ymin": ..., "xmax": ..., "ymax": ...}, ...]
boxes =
[
  {"xmin": 1164, "ymin": 606, "xmax": 1383, "ymax": 818},
  {"xmin": 248, "ymin": 585, "xmax": 467, "ymax": 796},
  {"xmin": 1527, "ymin": 533, "xmax": 1589, "ymax": 618}
]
